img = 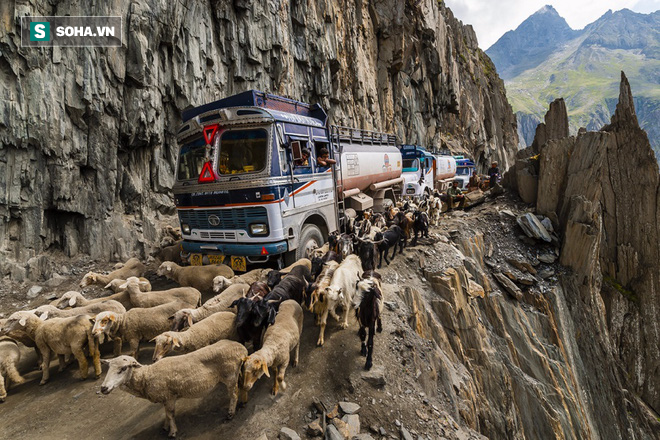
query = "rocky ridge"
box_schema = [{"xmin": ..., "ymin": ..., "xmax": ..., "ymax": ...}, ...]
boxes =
[
  {"xmin": 0, "ymin": 0, "xmax": 517, "ymax": 281},
  {"xmin": 506, "ymin": 72, "xmax": 660, "ymax": 428}
]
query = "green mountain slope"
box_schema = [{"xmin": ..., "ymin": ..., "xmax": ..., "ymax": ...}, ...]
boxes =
[{"xmin": 487, "ymin": 8, "xmax": 660, "ymax": 157}]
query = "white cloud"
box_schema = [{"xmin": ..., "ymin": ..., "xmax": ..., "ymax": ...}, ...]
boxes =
[{"xmin": 444, "ymin": 0, "xmax": 660, "ymax": 50}]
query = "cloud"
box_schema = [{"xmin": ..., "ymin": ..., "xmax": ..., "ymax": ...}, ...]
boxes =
[{"xmin": 444, "ymin": 0, "xmax": 659, "ymax": 50}]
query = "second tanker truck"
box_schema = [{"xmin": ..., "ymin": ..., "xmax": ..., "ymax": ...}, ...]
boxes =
[{"xmin": 173, "ymin": 90, "xmax": 403, "ymax": 269}]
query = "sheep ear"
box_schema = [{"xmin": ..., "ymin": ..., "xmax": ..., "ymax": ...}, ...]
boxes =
[
  {"xmin": 19, "ymin": 317, "xmax": 26, "ymax": 326},
  {"xmin": 89, "ymin": 317, "xmax": 96, "ymax": 324},
  {"xmin": 69, "ymin": 296, "xmax": 77, "ymax": 307},
  {"xmin": 229, "ymin": 300, "xmax": 240, "ymax": 308},
  {"xmin": 104, "ymin": 282, "xmax": 113, "ymax": 289},
  {"xmin": 138, "ymin": 281, "xmax": 150, "ymax": 290},
  {"xmin": 108, "ymin": 314, "xmax": 116, "ymax": 322},
  {"xmin": 101, "ymin": 359, "xmax": 110, "ymax": 366},
  {"xmin": 119, "ymin": 282, "xmax": 129, "ymax": 289},
  {"xmin": 261, "ymin": 361, "xmax": 270, "ymax": 378},
  {"xmin": 186, "ymin": 314, "xmax": 193, "ymax": 328},
  {"xmin": 172, "ymin": 337, "xmax": 181, "ymax": 348},
  {"xmin": 40, "ymin": 312, "xmax": 48, "ymax": 320}
]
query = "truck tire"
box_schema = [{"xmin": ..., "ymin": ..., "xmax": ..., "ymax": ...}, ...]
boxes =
[{"xmin": 296, "ymin": 224, "xmax": 324, "ymax": 261}]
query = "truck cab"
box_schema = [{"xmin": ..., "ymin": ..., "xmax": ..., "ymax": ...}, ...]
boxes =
[
  {"xmin": 400, "ymin": 145, "xmax": 435, "ymax": 198},
  {"xmin": 453, "ymin": 157, "xmax": 476, "ymax": 190}
]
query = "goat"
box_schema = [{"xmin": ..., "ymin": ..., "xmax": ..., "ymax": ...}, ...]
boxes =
[
  {"xmin": 374, "ymin": 225, "xmax": 406, "ymax": 268},
  {"xmin": 101, "ymin": 340, "xmax": 247, "ymax": 437},
  {"xmin": 318, "ymin": 255, "xmax": 362, "ymax": 346},
  {"xmin": 336, "ymin": 233, "xmax": 354, "ymax": 260},
  {"xmin": 311, "ymin": 250, "xmax": 341, "ymax": 280},
  {"xmin": 354, "ymin": 276, "xmax": 384, "ymax": 370},
  {"xmin": 428, "ymin": 196, "xmax": 442, "ymax": 226},
  {"xmin": 411, "ymin": 210, "xmax": 430, "ymax": 246},
  {"xmin": 355, "ymin": 238, "xmax": 377, "ymax": 272}
]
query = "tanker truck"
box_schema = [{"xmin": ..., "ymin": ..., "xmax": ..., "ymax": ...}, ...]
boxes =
[
  {"xmin": 173, "ymin": 90, "xmax": 403, "ymax": 270},
  {"xmin": 400, "ymin": 145, "xmax": 457, "ymax": 198}
]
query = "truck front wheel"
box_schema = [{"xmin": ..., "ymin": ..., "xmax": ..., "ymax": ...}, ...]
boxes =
[{"xmin": 296, "ymin": 224, "xmax": 324, "ymax": 261}]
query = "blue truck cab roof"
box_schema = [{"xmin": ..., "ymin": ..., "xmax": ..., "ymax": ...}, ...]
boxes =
[{"xmin": 181, "ymin": 90, "xmax": 328, "ymax": 125}]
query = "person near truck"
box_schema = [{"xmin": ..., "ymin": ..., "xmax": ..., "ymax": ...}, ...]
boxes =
[
  {"xmin": 447, "ymin": 181, "xmax": 466, "ymax": 210},
  {"xmin": 316, "ymin": 147, "xmax": 336, "ymax": 168},
  {"xmin": 488, "ymin": 162, "xmax": 500, "ymax": 188},
  {"xmin": 468, "ymin": 171, "xmax": 480, "ymax": 192}
]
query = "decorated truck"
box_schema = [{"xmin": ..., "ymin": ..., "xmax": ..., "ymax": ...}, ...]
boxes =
[{"xmin": 173, "ymin": 90, "xmax": 402, "ymax": 269}]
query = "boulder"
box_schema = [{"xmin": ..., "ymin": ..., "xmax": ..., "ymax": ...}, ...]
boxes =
[
  {"xmin": 325, "ymin": 425, "xmax": 343, "ymax": 440},
  {"xmin": 341, "ymin": 414, "xmax": 360, "ymax": 437},
  {"xmin": 494, "ymin": 273, "xmax": 523, "ymax": 301},
  {"xmin": 338, "ymin": 402, "xmax": 361, "ymax": 415},
  {"xmin": 279, "ymin": 427, "xmax": 300, "ymax": 440},
  {"xmin": 516, "ymin": 213, "xmax": 552, "ymax": 242}
]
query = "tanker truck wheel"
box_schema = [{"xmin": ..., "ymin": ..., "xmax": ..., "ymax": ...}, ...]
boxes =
[{"xmin": 296, "ymin": 224, "xmax": 324, "ymax": 261}]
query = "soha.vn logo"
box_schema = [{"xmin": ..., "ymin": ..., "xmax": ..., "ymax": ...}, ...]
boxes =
[{"xmin": 30, "ymin": 22, "xmax": 51, "ymax": 41}]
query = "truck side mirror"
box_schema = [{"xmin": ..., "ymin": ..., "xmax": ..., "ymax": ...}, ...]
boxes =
[{"xmin": 290, "ymin": 140, "xmax": 302, "ymax": 161}]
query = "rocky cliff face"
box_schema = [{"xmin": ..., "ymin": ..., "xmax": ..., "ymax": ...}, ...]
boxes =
[
  {"xmin": 0, "ymin": 0, "xmax": 517, "ymax": 280},
  {"xmin": 511, "ymin": 72, "xmax": 660, "ymax": 428}
]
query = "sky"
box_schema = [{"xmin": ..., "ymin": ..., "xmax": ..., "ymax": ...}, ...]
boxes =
[{"xmin": 444, "ymin": 0, "xmax": 660, "ymax": 50}]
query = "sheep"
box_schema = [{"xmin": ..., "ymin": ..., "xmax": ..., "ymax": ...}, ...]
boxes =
[
  {"xmin": 104, "ymin": 277, "xmax": 152, "ymax": 293},
  {"xmin": 0, "ymin": 338, "xmax": 25, "ymax": 402},
  {"xmin": 152, "ymin": 311, "xmax": 238, "ymax": 362},
  {"xmin": 120, "ymin": 277, "xmax": 201, "ymax": 309},
  {"xmin": 35, "ymin": 301, "xmax": 126, "ymax": 320},
  {"xmin": 52, "ymin": 290, "xmax": 133, "ymax": 311},
  {"xmin": 155, "ymin": 241, "xmax": 183, "ymax": 265},
  {"xmin": 101, "ymin": 340, "xmax": 248, "ymax": 437},
  {"xmin": 0, "ymin": 319, "xmax": 41, "ymax": 370},
  {"xmin": 354, "ymin": 275, "xmax": 384, "ymax": 370},
  {"xmin": 80, "ymin": 257, "xmax": 146, "ymax": 288},
  {"xmin": 212, "ymin": 268, "xmax": 270, "ymax": 293},
  {"xmin": 1, "ymin": 311, "xmax": 100, "ymax": 385},
  {"xmin": 241, "ymin": 300, "xmax": 303, "ymax": 398},
  {"xmin": 169, "ymin": 284, "xmax": 249, "ymax": 332},
  {"xmin": 309, "ymin": 261, "xmax": 340, "ymax": 345},
  {"xmin": 157, "ymin": 262, "xmax": 234, "ymax": 294},
  {"xmin": 92, "ymin": 300, "xmax": 191, "ymax": 358},
  {"xmin": 318, "ymin": 255, "xmax": 363, "ymax": 346}
]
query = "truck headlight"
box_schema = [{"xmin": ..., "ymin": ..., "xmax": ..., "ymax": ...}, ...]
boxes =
[
  {"xmin": 181, "ymin": 223, "xmax": 191, "ymax": 235},
  {"xmin": 249, "ymin": 223, "xmax": 268, "ymax": 236}
]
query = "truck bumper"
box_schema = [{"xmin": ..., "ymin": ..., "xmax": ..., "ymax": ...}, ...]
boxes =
[{"xmin": 181, "ymin": 240, "xmax": 289, "ymax": 257}]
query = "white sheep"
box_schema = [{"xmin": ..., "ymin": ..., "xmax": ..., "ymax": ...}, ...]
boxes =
[
  {"xmin": 212, "ymin": 268, "xmax": 270, "ymax": 293},
  {"xmin": 152, "ymin": 311, "xmax": 238, "ymax": 361},
  {"xmin": 0, "ymin": 338, "xmax": 25, "ymax": 402},
  {"xmin": 101, "ymin": 340, "xmax": 248, "ymax": 437},
  {"xmin": 104, "ymin": 277, "xmax": 152, "ymax": 293},
  {"xmin": 52, "ymin": 290, "xmax": 133, "ymax": 311},
  {"xmin": 169, "ymin": 284, "xmax": 248, "ymax": 331},
  {"xmin": 80, "ymin": 257, "xmax": 146, "ymax": 288},
  {"xmin": 35, "ymin": 301, "xmax": 126, "ymax": 320},
  {"xmin": 92, "ymin": 300, "xmax": 191, "ymax": 358},
  {"xmin": 157, "ymin": 261, "xmax": 234, "ymax": 294},
  {"xmin": 120, "ymin": 277, "xmax": 201, "ymax": 309},
  {"xmin": 1, "ymin": 311, "xmax": 100, "ymax": 385},
  {"xmin": 241, "ymin": 300, "xmax": 303, "ymax": 397}
]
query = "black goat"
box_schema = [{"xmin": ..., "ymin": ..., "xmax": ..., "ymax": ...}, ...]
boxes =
[
  {"xmin": 311, "ymin": 250, "xmax": 341, "ymax": 280},
  {"xmin": 411, "ymin": 210, "xmax": 430, "ymax": 246},
  {"xmin": 229, "ymin": 297, "xmax": 265, "ymax": 350},
  {"xmin": 354, "ymin": 276, "xmax": 383, "ymax": 370},
  {"xmin": 374, "ymin": 225, "xmax": 405, "ymax": 268},
  {"xmin": 355, "ymin": 238, "xmax": 377, "ymax": 272},
  {"xmin": 254, "ymin": 265, "xmax": 310, "ymax": 328},
  {"xmin": 337, "ymin": 233, "xmax": 354, "ymax": 260}
]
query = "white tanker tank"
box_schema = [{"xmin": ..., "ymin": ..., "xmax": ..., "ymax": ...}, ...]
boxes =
[
  {"xmin": 331, "ymin": 127, "xmax": 403, "ymax": 211},
  {"xmin": 433, "ymin": 155, "xmax": 457, "ymax": 181}
]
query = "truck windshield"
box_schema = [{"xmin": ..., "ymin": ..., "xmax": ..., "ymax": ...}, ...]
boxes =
[
  {"xmin": 177, "ymin": 139, "xmax": 207, "ymax": 181},
  {"xmin": 456, "ymin": 166, "xmax": 472, "ymax": 176},
  {"xmin": 218, "ymin": 129, "xmax": 268, "ymax": 175},
  {"xmin": 402, "ymin": 159, "xmax": 418, "ymax": 172}
]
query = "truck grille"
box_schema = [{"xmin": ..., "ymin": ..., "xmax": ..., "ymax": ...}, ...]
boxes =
[{"xmin": 178, "ymin": 207, "xmax": 267, "ymax": 230}]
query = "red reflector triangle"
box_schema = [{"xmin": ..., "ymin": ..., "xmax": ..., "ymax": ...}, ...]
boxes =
[
  {"xmin": 198, "ymin": 161, "xmax": 215, "ymax": 183},
  {"xmin": 261, "ymin": 246, "xmax": 268, "ymax": 255},
  {"xmin": 203, "ymin": 125, "xmax": 218, "ymax": 144}
]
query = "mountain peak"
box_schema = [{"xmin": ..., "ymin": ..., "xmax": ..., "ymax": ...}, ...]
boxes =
[{"xmin": 535, "ymin": 5, "xmax": 559, "ymax": 16}]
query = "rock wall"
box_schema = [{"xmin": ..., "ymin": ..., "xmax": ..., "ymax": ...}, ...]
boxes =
[
  {"xmin": 519, "ymin": 73, "xmax": 660, "ymax": 422},
  {"xmin": 0, "ymin": 0, "xmax": 517, "ymax": 280}
]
